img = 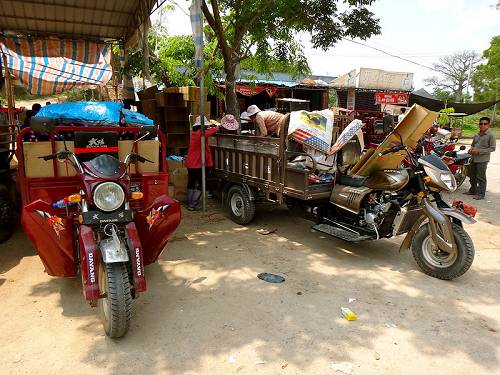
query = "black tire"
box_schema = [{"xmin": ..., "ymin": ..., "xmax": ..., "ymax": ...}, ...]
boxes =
[
  {"xmin": 98, "ymin": 262, "xmax": 132, "ymax": 338},
  {"xmin": 0, "ymin": 195, "xmax": 15, "ymax": 243},
  {"xmin": 411, "ymin": 223, "xmax": 474, "ymax": 280},
  {"xmin": 226, "ymin": 185, "xmax": 255, "ymax": 225}
]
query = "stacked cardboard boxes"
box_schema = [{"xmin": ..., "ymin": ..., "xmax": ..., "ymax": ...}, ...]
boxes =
[
  {"xmin": 167, "ymin": 158, "xmax": 188, "ymax": 202},
  {"xmin": 165, "ymin": 86, "xmax": 210, "ymax": 122}
]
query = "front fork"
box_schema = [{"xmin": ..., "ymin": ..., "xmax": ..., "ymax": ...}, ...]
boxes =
[
  {"xmin": 399, "ymin": 198, "xmax": 457, "ymax": 254},
  {"xmin": 78, "ymin": 223, "xmax": 147, "ymax": 303}
]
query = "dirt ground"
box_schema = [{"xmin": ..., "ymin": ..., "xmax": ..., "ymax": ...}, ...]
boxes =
[{"xmin": 1, "ymin": 144, "xmax": 499, "ymax": 375}]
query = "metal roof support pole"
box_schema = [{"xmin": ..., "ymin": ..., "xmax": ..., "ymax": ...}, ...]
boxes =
[{"xmin": 191, "ymin": 0, "xmax": 207, "ymax": 212}]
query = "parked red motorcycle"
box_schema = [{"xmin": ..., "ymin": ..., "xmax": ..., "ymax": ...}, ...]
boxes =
[
  {"xmin": 403, "ymin": 137, "xmax": 470, "ymax": 188},
  {"xmin": 18, "ymin": 118, "xmax": 180, "ymax": 338}
]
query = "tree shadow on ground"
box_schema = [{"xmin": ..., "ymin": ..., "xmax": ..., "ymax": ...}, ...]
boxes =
[
  {"xmin": 0, "ymin": 227, "xmax": 35, "ymax": 276},
  {"xmin": 63, "ymin": 205, "xmax": 500, "ymax": 374}
]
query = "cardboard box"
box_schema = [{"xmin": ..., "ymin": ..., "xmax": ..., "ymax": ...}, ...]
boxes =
[
  {"xmin": 169, "ymin": 167, "xmax": 188, "ymax": 202},
  {"xmin": 167, "ymin": 159, "xmax": 184, "ymax": 172},
  {"xmin": 185, "ymin": 101, "xmax": 211, "ymax": 120},
  {"xmin": 24, "ymin": 140, "xmax": 160, "ymax": 178}
]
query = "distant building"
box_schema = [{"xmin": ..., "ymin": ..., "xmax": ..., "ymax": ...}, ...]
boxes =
[{"xmin": 214, "ymin": 70, "xmax": 337, "ymax": 117}]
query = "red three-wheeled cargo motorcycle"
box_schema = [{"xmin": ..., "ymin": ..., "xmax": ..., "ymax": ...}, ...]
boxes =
[{"xmin": 17, "ymin": 115, "xmax": 180, "ymax": 338}]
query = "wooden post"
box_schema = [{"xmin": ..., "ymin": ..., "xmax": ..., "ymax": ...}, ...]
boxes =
[{"xmin": 2, "ymin": 52, "xmax": 16, "ymax": 127}]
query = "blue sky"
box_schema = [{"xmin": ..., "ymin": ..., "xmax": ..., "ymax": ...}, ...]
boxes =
[{"xmin": 159, "ymin": 0, "xmax": 500, "ymax": 90}]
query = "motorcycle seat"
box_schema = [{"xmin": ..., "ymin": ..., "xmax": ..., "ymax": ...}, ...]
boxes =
[{"xmin": 338, "ymin": 174, "xmax": 368, "ymax": 187}]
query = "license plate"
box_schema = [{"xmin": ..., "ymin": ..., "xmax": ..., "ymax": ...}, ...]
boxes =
[{"xmin": 82, "ymin": 210, "xmax": 133, "ymax": 225}]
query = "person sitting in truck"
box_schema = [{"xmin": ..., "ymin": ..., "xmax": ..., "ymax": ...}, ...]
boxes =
[{"xmin": 246, "ymin": 105, "xmax": 284, "ymax": 137}]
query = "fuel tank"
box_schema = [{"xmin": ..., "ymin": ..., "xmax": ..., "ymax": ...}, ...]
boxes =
[{"xmin": 363, "ymin": 169, "xmax": 409, "ymax": 191}]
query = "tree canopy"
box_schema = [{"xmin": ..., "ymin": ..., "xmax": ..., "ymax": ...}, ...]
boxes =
[
  {"xmin": 201, "ymin": 0, "xmax": 381, "ymax": 117},
  {"xmin": 472, "ymin": 35, "xmax": 500, "ymax": 103},
  {"xmin": 424, "ymin": 51, "xmax": 482, "ymax": 103}
]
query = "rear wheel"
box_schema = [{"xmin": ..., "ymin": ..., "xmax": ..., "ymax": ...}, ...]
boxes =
[
  {"xmin": 98, "ymin": 262, "xmax": 132, "ymax": 338},
  {"xmin": 0, "ymin": 195, "xmax": 15, "ymax": 243},
  {"xmin": 226, "ymin": 185, "xmax": 255, "ymax": 225},
  {"xmin": 411, "ymin": 223, "xmax": 474, "ymax": 280}
]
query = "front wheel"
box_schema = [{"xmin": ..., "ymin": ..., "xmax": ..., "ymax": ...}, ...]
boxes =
[
  {"xmin": 411, "ymin": 223, "xmax": 474, "ymax": 280},
  {"xmin": 98, "ymin": 262, "xmax": 132, "ymax": 338},
  {"xmin": 226, "ymin": 185, "xmax": 255, "ymax": 225}
]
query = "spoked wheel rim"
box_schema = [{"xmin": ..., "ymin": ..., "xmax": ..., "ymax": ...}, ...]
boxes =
[
  {"xmin": 230, "ymin": 193, "xmax": 244, "ymax": 217},
  {"xmin": 98, "ymin": 261, "xmax": 110, "ymax": 327},
  {"xmin": 421, "ymin": 236, "xmax": 457, "ymax": 268}
]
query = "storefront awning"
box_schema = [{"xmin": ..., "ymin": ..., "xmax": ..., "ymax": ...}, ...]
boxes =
[{"xmin": 409, "ymin": 89, "xmax": 500, "ymax": 115}]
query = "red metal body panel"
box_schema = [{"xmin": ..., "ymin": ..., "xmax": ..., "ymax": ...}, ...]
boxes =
[
  {"xmin": 125, "ymin": 222, "xmax": 147, "ymax": 292},
  {"xmin": 21, "ymin": 199, "xmax": 76, "ymax": 277},
  {"xmin": 79, "ymin": 225, "xmax": 100, "ymax": 301},
  {"xmin": 135, "ymin": 195, "xmax": 181, "ymax": 265}
]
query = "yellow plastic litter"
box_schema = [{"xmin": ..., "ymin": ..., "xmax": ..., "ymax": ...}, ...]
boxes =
[{"xmin": 341, "ymin": 307, "xmax": 357, "ymax": 321}]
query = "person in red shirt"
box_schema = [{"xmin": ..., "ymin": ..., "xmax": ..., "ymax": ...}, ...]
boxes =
[{"xmin": 184, "ymin": 116, "xmax": 221, "ymax": 210}]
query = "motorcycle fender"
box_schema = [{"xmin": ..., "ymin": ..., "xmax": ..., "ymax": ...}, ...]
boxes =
[
  {"xmin": 441, "ymin": 208, "xmax": 476, "ymax": 225},
  {"xmin": 79, "ymin": 225, "xmax": 100, "ymax": 301},
  {"xmin": 99, "ymin": 236, "xmax": 129, "ymax": 263},
  {"xmin": 423, "ymin": 199, "xmax": 457, "ymax": 254},
  {"xmin": 399, "ymin": 215, "xmax": 427, "ymax": 252},
  {"xmin": 21, "ymin": 200, "xmax": 76, "ymax": 277},
  {"xmin": 135, "ymin": 195, "xmax": 181, "ymax": 265},
  {"xmin": 125, "ymin": 222, "xmax": 147, "ymax": 293}
]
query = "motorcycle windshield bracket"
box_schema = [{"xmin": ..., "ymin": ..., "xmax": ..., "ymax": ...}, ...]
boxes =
[{"xmin": 100, "ymin": 225, "xmax": 129, "ymax": 263}]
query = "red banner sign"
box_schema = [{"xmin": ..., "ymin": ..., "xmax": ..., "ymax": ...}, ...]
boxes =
[
  {"xmin": 375, "ymin": 92, "xmax": 409, "ymax": 105},
  {"xmin": 236, "ymin": 85, "xmax": 277, "ymax": 97}
]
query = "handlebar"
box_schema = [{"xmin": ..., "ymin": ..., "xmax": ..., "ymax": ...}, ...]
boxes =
[
  {"xmin": 38, "ymin": 150, "xmax": 72, "ymax": 161},
  {"xmin": 124, "ymin": 152, "xmax": 153, "ymax": 165},
  {"xmin": 379, "ymin": 145, "xmax": 406, "ymax": 157}
]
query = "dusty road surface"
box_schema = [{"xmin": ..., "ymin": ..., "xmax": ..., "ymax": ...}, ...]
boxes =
[{"xmin": 1, "ymin": 145, "xmax": 499, "ymax": 375}]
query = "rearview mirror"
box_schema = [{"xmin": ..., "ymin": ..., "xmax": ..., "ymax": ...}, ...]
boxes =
[
  {"xmin": 29, "ymin": 116, "xmax": 56, "ymax": 133},
  {"xmin": 459, "ymin": 145, "xmax": 466, "ymax": 150}
]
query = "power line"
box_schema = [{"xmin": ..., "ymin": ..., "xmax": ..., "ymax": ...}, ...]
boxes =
[{"xmin": 340, "ymin": 38, "xmax": 441, "ymax": 73}]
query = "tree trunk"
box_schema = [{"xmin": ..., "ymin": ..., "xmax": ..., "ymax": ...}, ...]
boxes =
[
  {"xmin": 456, "ymin": 82, "xmax": 464, "ymax": 102},
  {"xmin": 224, "ymin": 58, "xmax": 239, "ymax": 120}
]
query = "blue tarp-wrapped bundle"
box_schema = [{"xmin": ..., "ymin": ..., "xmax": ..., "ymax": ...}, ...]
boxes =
[
  {"xmin": 36, "ymin": 102, "xmax": 154, "ymax": 127},
  {"xmin": 25, "ymin": 102, "xmax": 154, "ymax": 142}
]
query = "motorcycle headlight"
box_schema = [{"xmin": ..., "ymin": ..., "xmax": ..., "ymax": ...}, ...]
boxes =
[
  {"xmin": 93, "ymin": 182, "xmax": 125, "ymax": 211},
  {"xmin": 424, "ymin": 166, "xmax": 457, "ymax": 192}
]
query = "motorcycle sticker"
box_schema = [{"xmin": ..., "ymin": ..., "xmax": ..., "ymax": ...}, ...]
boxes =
[
  {"xmin": 145, "ymin": 205, "xmax": 169, "ymax": 229},
  {"xmin": 35, "ymin": 210, "xmax": 65, "ymax": 238}
]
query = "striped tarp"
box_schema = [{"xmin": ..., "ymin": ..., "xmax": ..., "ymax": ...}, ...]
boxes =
[{"xmin": 0, "ymin": 36, "xmax": 112, "ymax": 95}]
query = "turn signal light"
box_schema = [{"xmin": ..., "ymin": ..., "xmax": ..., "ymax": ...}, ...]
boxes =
[
  {"xmin": 67, "ymin": 194, "xmax": 82, "ymax": 203},
  {"xmin": 131, "ymin": 192, "xmax": 144, "ymax": 200},
  {"xmin": 423, "ymin": 176, "xmax": 432, "ymax": 185}
]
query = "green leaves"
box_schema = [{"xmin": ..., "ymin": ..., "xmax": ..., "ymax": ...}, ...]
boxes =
[{"xmin": 472, "ymin": 36, "xmax": 500, "ymax": 102}]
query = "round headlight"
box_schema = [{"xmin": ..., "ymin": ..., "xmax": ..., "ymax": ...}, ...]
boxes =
[{"xmin": 93, "ymin": 182, "xmax": 125, "ymax": 212}]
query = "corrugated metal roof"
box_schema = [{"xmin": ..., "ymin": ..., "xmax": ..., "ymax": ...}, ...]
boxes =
[{"xmin": 0, "ymin": 0, "xmax": 159, "ymax": 41}]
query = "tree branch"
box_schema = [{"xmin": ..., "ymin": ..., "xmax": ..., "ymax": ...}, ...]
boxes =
[
  {"xmin": 233, "ymin": 0, "xmax": 276, "ymax": 52},
  {"xmin": 202, "ymin": 0, "xmax": 230, "ymax": 56}
]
